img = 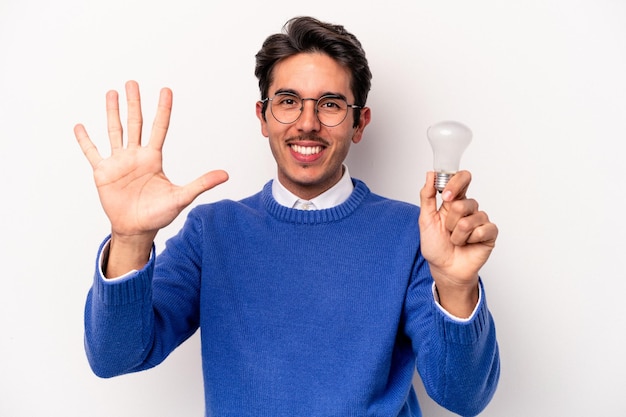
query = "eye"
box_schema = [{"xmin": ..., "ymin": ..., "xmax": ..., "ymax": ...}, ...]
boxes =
[
  {"xmin": 275, "ymin": 94, "xmax": 300, "ymax": 108},
  {"xmin": 318, "ymin": 96, "xmax": 345, "ymax": 112}
]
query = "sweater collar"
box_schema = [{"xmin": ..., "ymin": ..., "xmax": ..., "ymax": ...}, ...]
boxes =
[
  {"xmin": 271, "ymin": 165, "xmax": 354, "ymax": 210},
  {"xmin": 262, "ymin": 177, "xmax": 369, "ymax": 224}
]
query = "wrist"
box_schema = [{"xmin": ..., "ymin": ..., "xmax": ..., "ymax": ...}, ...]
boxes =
[
  {"xmin": 434, "ymin": 280, "xmax": 479, "ymax": 319},
  {"xmin": 104, "ymin": 232, "xmax": 155, "ymax": 278}
]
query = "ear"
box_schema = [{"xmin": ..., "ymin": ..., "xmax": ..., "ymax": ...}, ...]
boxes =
[
  {"xmin": 351, "ymin": 107, "xmax": 371, "ymax": 144},
  {"xmin": 256, "ymin": 101, "xmax": 269, "ymax": 137}
]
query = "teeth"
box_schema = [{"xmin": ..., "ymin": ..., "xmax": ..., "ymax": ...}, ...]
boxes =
[{"xmin": 291, "ymin": 144, "xmax": 322, "ymax": 155}]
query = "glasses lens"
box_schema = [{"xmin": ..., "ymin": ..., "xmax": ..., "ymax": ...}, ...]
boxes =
[
  {"xmin": 317, "ymin": 96, "xmax": 348, "ymax": 127},
  {"xmin": 270, "ymin": 93, "xmax": 302, "ymax": 124}
]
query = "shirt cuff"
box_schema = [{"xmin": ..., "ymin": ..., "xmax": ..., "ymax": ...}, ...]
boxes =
[
  {"xmin": 98, "ymin": 237, "xmax": 152, "ymax": 281},
  {"xmin": 431, "ymin": 281, "xmax": 482, "ymax": 322}
]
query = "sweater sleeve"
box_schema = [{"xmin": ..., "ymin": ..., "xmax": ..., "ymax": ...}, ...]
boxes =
[
  {"xmin": 83, "ymin": 236, "xmax": 158, "ymax": 378},
  {"xmin": 84, "ymin": 210, "xmax": 204, "ymax": 378},
  {"xmin": 404, "ymin": 254, "xmax": 500, "ymax": 417}
]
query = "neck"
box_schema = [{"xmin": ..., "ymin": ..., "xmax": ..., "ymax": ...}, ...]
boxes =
[{"xmin": 277, "ymin": 167, "xmax": 345, "ymax": 201}]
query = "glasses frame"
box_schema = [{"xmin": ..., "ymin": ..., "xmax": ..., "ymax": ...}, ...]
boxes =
[{"xmin": 262, "ymin": 92, "xmax": 363, "ymax": 127}]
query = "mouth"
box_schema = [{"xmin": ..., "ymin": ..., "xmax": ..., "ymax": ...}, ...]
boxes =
[
  {"xmin": 286, "ymin": 136, "xmax": 328, "ymax": 162},
  {"xmin": 290, "ymin": 144, "xmax": 324, "ymax": 156}
]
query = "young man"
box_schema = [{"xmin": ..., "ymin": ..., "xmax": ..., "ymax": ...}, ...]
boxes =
[{"xmin": 75, "ymin": 16, "xmax": 500, "ymax": 417}]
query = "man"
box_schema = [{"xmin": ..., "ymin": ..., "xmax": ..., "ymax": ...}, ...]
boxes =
[{"xmin": 75, "ymin": 16, "xmax": 500, "ymax": 417}]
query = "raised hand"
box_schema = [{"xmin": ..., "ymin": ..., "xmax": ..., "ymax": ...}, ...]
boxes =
[
  {"xmin": 418, "ymin": 171, "xmax": 498, "ymax": 317},
  {"xmin": 74, "ymin": 81, "xmax": 229, "ymax": 276}
]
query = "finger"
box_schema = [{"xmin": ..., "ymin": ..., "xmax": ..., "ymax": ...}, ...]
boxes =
[
  {"xmin": 448, "ymin": 209, "xmax": 492, "ymax": 246},
  {"xmin": 148, "ymin": 87, "xmax": 173, "ymax": 150},
  {"xmin": 125, "ymin": 80, "xmax": 143, "ymax": 148},
  {"xmin": 445, "ymin": 198, "xmax": 479, "ymax": 232},
  {"xmin": 441, "ymin": 170, "xmax": 471, "ymax": 202},
  {"xmin": 106, "ymin": 89, "xmax": 123, "ymax": 151},
  {"xmin": 178, "ymin": 170, "xmax": 229, "ymax": 207},
  {"xmin": 466, "ymin": 221, "xmax": 498, "ymax": 246},
  {"xmin": 74, "ymin": 123, "xmax": 103, "ymax": 169},
  {"xmin": 419, "ymin": 171, "xmax": 439, "ymax": 220}
]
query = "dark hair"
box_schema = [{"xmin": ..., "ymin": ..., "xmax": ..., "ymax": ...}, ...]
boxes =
[{"xmin": 255, "ymin": 16, "xmax": 372, "ymax": 128}]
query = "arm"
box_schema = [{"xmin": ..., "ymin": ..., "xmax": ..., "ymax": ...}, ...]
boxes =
[
  {"xmin": 404, "ymin": 259, "xmax": 500, "ymax": 416},
  {"xmin": 412, "ymin": 170, "xmax": 500, "ymax": 414},
  {"xmin": 85, "ymin": 212, "xmax": 205, "ymax": 378},
  {"xmin": 76, "ymin": 81, "xmax": 228, "ymax": 375}
]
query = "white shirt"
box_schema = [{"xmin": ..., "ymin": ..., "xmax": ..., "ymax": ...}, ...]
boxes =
[{"xmin": 272, "ymin": 165, "xmax": 354, "ymax": 210}]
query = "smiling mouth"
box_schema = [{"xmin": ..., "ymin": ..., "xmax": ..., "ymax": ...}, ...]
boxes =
[{"xmin": 290, "ymin": 144, "xmax": 324, "ymax": 156}]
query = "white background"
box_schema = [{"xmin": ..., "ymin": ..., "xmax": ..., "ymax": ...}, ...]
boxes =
[{"xmin": 1, "ymin": 1, "xmax": 625, "ymax": 416}]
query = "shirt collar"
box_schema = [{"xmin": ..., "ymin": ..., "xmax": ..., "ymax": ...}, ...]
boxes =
[{"xmin": 271, "ymin": 165, "xmax": 354, "ymax": 210}]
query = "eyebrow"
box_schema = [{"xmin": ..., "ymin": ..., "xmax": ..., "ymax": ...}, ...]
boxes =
[{"xmin": 273, "ymin": 88, "xmax": 347, "ymax": 101}]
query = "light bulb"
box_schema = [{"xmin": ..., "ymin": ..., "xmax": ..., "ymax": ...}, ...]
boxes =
[{"xmin": 427, "ymin": 120, "xmax": 473, "ymax": 192}]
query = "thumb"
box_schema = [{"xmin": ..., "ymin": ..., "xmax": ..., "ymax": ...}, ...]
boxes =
[
  {"xmin": 180, "ymin": 169, "xmax": 229, "ymax": 206},
  {"xmin": 419, "ymin": 171, "xmax": 438, "ymax": 220}
]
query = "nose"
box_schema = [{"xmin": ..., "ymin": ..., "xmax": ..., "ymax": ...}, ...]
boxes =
[{"xmin": 296, "ymin": 98, "xmax": 321, "ymax": 131}]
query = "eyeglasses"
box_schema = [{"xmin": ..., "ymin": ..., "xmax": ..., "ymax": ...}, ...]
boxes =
[{"xmin": 262, "ymin": 92, "xmax": 362, "ymax": 127}]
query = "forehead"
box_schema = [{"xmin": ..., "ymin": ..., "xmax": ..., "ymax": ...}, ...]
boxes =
[{"xmin": 270, "ymin": 52, "xmax": 352, "ymax": 98}]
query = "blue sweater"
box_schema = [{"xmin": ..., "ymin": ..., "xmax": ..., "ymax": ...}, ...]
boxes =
[{"xmin": 84, "ymin": 179, "xmax": 499, "ymax": 417}]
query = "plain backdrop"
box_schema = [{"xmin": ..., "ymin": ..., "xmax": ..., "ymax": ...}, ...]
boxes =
[{"xmin": 1, "ymin": 1, "xmax": 625, "ymax": 416}]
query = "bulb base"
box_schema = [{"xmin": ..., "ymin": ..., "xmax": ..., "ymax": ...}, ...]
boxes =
[{"xmin": 434, "ymin": 172, "xmax": 455, "ymax": 193}]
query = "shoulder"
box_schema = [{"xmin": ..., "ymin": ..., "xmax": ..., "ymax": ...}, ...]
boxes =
[
  {"xmin": 196, "ymin": 196, "xmax": 262, "ymax": 215},
  {"xmin": 349, "ymin": 179, "xmax": 421, "ymax": 235},
  {"xmin": 354, "ymin": 178, "xmax": 420, "ymax": 215},
  {"xmin": 187, "ymin": 188, "xmax": 265, "ymax": 222}
]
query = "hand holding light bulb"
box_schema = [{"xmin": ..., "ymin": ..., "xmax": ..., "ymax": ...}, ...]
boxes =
[
  {"xmin": 427, "ymin": 120, "xmax": 472, "ymax": 192},
  {"xmin": 419, "ymin": 120, "xmax": 498, "ymax": 318}
]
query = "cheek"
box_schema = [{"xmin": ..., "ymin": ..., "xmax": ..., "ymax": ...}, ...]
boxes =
[
  {"xmin": 264, "ymin": 123, "xmax": 289, "ymax": 143},
  {"xmin": 331, "ymin": 137, "xmax": 354, "ymax": 161}
]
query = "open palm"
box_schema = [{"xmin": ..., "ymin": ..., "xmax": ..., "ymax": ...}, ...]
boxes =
[{"xmin": 74, "ymin": 81, "xmax": 228, "ymax": 240}]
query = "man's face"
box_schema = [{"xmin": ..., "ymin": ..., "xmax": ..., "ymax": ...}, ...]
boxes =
[{"xmin": 256, "ymin": 52, "xmax": 371, "ymax": 200}]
